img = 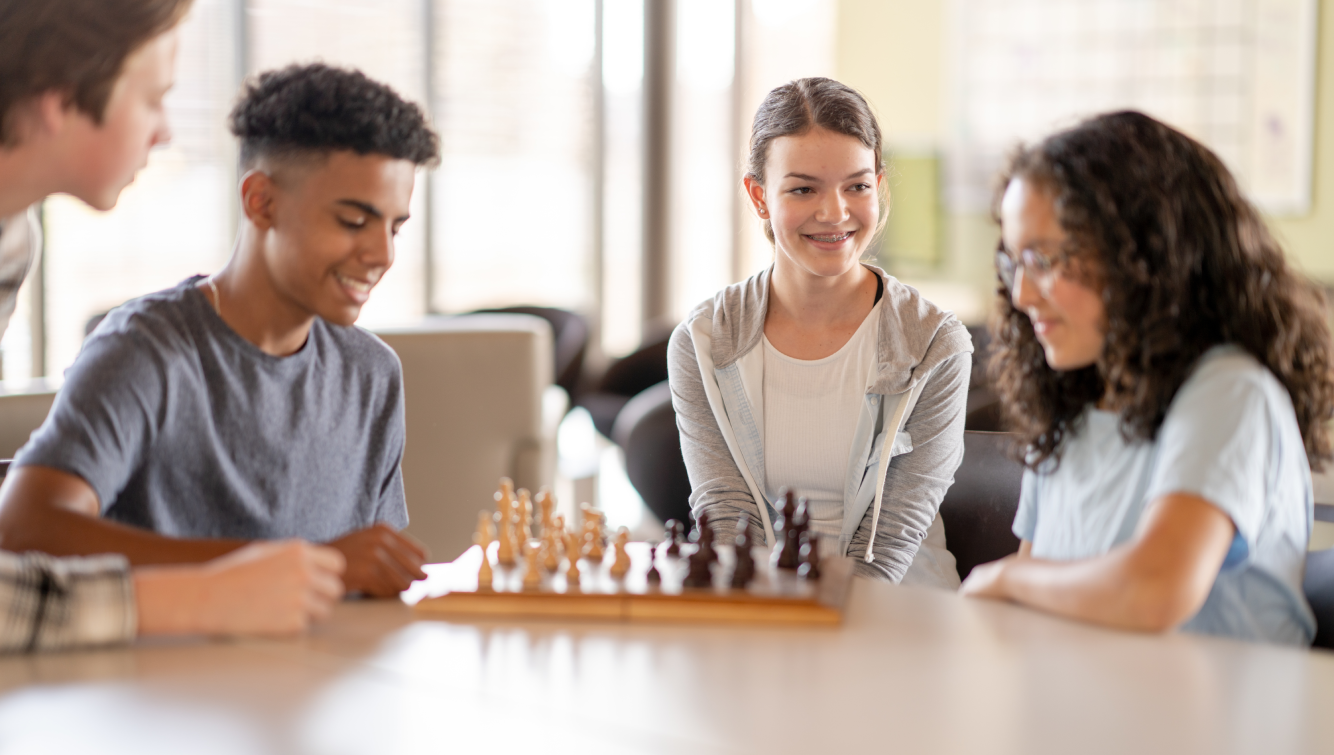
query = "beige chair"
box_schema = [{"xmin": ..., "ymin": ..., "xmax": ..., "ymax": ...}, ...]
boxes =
[
  {"xmin": 0, "ymin": 379, "xmax": 60, "ymax": 459},
  {"xmin": 376, "ymin": 314, "xmax": 565, "ymax": 562}
]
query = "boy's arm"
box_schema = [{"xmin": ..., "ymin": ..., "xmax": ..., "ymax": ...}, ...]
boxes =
[
  {"xmin": 326, "ymin": 523, "xmax": 426, "ymax": 597},
  {"xmin": 0, "ymin": 466, "xmax": 245, "ymax": 564},
  {"xmin": 960, "ymin": 493, "xmax": 1234, "ymax": 632}
]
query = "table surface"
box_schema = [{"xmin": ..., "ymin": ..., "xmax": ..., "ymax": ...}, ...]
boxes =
[{"xmin": 3, "ymin": 557, "xmax": 1334, "ymax": 755}]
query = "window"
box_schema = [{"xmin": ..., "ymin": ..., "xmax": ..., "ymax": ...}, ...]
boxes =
[{"xmin": 16, "ymin": 0, "xmax": 841, "ymax": 379}]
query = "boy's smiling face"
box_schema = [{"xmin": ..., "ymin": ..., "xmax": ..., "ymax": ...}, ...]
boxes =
[{"xmin": 251, "ymin": 150, "xmax": 415, "ymax": 326}]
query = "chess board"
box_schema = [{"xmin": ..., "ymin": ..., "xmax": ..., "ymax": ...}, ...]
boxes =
[{"xmin": 413, "ymin": 540, "xmax": 855, "ymax": 626}]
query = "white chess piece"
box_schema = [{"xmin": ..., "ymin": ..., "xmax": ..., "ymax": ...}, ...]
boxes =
[
  {"xmin": 563, "ymin": 532, "xmax": 582, "ymax": 588},
  {"xmin": 475, "ymin": 511, "xmax": 495, "ymax": 591},
  {"xmin": 522, "ymin": 545, "xmax": 543, "ymax": 590},
  {"xmin": 610, "ymin": 527, "xmax": 631, "ymax": 578}
]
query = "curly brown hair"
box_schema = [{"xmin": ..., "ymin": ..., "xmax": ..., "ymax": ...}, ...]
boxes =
[{"xmin": 989, "ymin": 110, "xmax": 1334, "ymax": 472}]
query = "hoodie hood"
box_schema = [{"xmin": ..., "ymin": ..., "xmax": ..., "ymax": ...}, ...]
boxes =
[{"xmin": 701, "ymin": 264, "xmax": 972, "ymax": 394}]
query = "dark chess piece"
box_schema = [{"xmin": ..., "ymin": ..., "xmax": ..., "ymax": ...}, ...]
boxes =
[
  {"xmin": 683, "ymin": 547, "xmax": 713, "ymax": 588},
  {"xmin": 665, "ymin": 520, "xmax": 682, "ymax": 556},
  {"xmin": 696, "ymin": 517, "xmax": 718, "ymax": 564},
  {"xmin": 778, "ymin": 489, "xmax": 798, "ymax": 528},
  {"xmin": 731, "ymin": 515, "xmax": 755, "ymax": 589},
  {"xmin": 646, "ymin": 541, "xmax": 662, "ymax": 585},
  {"xmin": 689, "ymin": 511, "xmax": 711, "ymax": 542},
  {"xmin": 797, "ymin": 531, "xmax": 821, "ymax": 580},
  {"xmin": 776, "ymin": 490, "xmax": 802, "ymax": 570}
]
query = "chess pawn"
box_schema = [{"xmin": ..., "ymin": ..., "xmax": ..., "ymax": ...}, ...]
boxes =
[
  {"xmin": 664, "ymin": 520, "xmax": 682, "ymax": 556},
  {"xmin": 645, "ymin": 541, "xmax": 662, "ymax": 586},
  {"xmin": 563, "ymin": 533, "xmax": 582, "ymax": 588},
  {"xmin": 475, "ymin": 511, "xmax": 495, "ymax": 591},
  {"xmin": 609, "ymin": 527, "xmax": 631, "ymax": 578},
  {"xmin": 798, "ymin": 531, "xmax": 821, "ymax": 580},
  {"xmin": 522, "ymin": 545, "xmax": 543, "ymax": 590}
]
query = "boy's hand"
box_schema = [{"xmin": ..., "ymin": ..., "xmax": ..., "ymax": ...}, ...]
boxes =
[{"xmin": 328, "ymin": 523, "xmax": 429, "ymax": 597}]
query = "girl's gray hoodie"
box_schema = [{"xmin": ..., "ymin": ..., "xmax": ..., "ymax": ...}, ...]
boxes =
[{"xmin": 667, "ymin": 265, "xmax": 973, "ymax": 585}]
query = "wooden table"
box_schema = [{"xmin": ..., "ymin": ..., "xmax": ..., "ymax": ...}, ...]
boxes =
[{"xmin": 3, "ymin": 560, "xmax": 1334, "ymax": 755}]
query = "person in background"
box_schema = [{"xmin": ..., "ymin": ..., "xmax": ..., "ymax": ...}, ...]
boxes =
[
  {"xmin": 0, "ymin": 0, "xmax": 344, "ymax": 652},
  {"xmin": 960, "ymin": 111, "xmax": 1334, "ymax": 646},
  {"xmin": 0, "ymin": 63, "xmax": 439, "ymax": 602},
  {"xmin": 668, "ymin": 78, "xmax": 972, "ymax": 587}
]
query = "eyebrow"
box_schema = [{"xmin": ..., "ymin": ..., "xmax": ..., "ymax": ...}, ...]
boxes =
[
  {"xmin": 783, "ymin": 169, "xmax": 874, "ymax": 182},
  {"xmin": 336, "ymin": 199, "xmax": 384, "ymax": 219},
  {"xmin": 335, "ymin": 199, "xmax": 412, "ymax": 225}
]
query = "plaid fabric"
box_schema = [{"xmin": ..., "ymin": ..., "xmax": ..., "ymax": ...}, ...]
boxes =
[{"xmin": 0, "ymin": 550, "xmax": 136, "ymax": 653}]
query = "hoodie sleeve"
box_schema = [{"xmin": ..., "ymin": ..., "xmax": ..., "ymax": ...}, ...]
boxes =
[
  {"xmin": 667, "ymin": 322, "xmax": 768, "ymax": 545},
  {"xmin": 847, "ymin": 351, "xmax": 971, "ymax": 581}
]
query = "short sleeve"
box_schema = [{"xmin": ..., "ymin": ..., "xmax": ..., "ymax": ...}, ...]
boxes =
[
  {"xmin": 1147, "ymin": 353, "xmax": 1274, "ymax": 547},
  {"xmin": 1012, "ymin": 468, "xmax": 1040, "ymax": 541},
  {"xmin": 14, "ymin": 331, "xmax": 167, "ymax": 509},
  {"xmin": 373, "ymin": 347, "xmax": 409, "ymax": 529}
]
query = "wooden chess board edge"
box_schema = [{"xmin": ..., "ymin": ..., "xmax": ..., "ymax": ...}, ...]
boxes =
[
  {"xmin": 414, "ymin": 591, "xmax": 623, "ymax": 620},
  {"xmin": 624, "ymin": 596, "xmax": 841, "ymax": 626},
  {"xmin": 412, "ymin": 590, "xmax": 845, "ymax": 626}
]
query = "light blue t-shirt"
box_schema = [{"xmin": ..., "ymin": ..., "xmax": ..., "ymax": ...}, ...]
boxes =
[{"xmin": 1013, "ymin": 345, "xmax": 1315, "ymax": 646}]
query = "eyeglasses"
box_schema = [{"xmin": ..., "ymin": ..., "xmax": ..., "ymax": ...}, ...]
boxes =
[{"xmin": 994, "ymin": 242, "xmax": 1070, "ymax": 296}]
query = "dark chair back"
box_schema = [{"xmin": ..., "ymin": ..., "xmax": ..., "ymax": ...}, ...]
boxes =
[
  {"xmin": 579, "ymin": 333, "xmax": 672, "ymax": 439},
  {"xmin": 1305, "ymin": 505, "xmax": 1334, "ymax": 649},
  {"xmin": 612, "ymin": 381, "xmax": 693, "ymax": 531},
  {"xmin": 939, "ymin": 431, "xmax": 1025, "ymax": 580}
]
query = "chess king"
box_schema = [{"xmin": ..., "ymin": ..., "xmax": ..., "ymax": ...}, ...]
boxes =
[
  {"xmin": 0, "ymin": 63, "xmax": 439, "ymax": 599},
  {"xmin": 668, "ymin": 77, "xmax": 971, "ymax": 587}
]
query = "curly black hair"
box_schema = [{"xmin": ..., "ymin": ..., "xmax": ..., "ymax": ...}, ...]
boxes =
[
  {"xmin": 989, "ymin": 110, "xmax": 1334, "ymax": 472},
  {"xmin": 229, "ymin": 63, "xmax": 439, "ymax": 168}
]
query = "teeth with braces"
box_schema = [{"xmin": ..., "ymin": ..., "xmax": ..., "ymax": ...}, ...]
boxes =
[{"xmin": 807, "ymin": 233, "xmax": 852, "ymax": 243}]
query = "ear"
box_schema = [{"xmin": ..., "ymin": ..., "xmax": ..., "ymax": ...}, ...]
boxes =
[
  {"xmin": 742, "ymin": 175, "xmax": 767, "ymax": 217},
  {"xmin": 239, "ymin": 169, "xmax": 277, "ymax": 230},
  {"xmin": 22, "ymin": 92, "xmax": 72, "ymax": 138}
]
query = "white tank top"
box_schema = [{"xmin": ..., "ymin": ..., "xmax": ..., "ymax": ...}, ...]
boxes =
[{"xmin": 762, "ymin": 301, "xmax": 881, "ymax": 537}]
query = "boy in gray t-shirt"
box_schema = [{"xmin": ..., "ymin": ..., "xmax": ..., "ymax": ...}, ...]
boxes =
[{"xmin": 0, "ymin": 63, "xmax": 442, "ymax": 598}]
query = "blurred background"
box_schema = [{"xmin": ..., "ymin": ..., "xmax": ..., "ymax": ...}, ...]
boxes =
[{"xmin": 8, "ymin": 0, "xmax": 1326, "ymax": 532}]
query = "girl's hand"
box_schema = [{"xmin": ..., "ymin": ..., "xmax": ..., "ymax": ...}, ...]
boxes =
[{"xmin": 959, "ymin": 556, "xmax": 1015, "ymax": 600}]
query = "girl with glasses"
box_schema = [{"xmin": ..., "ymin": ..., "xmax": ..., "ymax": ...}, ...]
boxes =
[
  {"xmin": 667, "ymin": 78, "xmax": 973, "ymax": 586},
  {"xmin": 960, "ymin": 110, "xmax": 1334, "ymax": 645}
]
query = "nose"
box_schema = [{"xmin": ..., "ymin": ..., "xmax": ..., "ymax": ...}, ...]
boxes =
[
  {"xmin": 361, "ymin": 223, "xmax": 396, "ymax": 270},
  {"xmin": 815, "ymin": 188, "xmax": 849, "ymax": 224},
  {"xmin": 1010, "ymin": 265, "xmax": 1040, "ymax": 311}
]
